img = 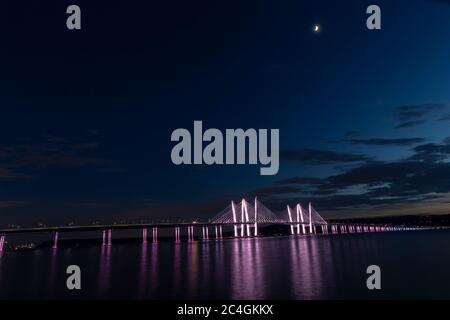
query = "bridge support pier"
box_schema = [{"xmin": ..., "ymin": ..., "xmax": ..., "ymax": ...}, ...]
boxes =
[
  {"xmin": 175, "ymin": 227, "xmax": 180, "ymax": 243},
  {"xmin": 215, "ymin": 226, "xmax": 218, "ymax": 240},
  {"xmin": 52, "ymin": 231, "xmax": 59, "ymax": 249},
  {"xmin": 202, "ymin": 226, "xmax": 209, "ymax": 240},
  {"xmin": 102, "ymin": 230, "xmax": 106, "ymax": 246},
  {"xmin": 0, "ymin": 235, "xmax": 5, "ymax": 251},
  {"xmin": 152, "ymin": 227, "xmax": 158, "ymax": 243},
  {"xmin": 187, "ymin": 226, "xmax": 194, "ymax": 242},
  {"xmin": 290, "ymin": 224, "xmax": 294, "ymax": 235},
  {"xmin": 219, "ymin": 226, "xmax": 223, "ymax": 239},
  {"xmin": 108, "ymin": 229, "xmax": 112, "ymax": 246},
  {"xmin": 142, "ymin": 228, "xmax": 147, "ymax": 244}
]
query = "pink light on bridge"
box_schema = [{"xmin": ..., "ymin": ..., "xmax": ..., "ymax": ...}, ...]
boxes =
[
  {"xmin": 287, "ymin": 205, "xmax": 294, "ymax": 235},
  {"xmin": 52, "ymin": 231, "xmax": 59, "ymax": 249},
  {"xmin": 299, "ymin": 205, "xmax": 306, "ymax": 234},
  {"xmin": 254, "ymin": 197, "xmax": 258, "ymax": 237},
  {"xmin": 240, "ymin": 199, "xmax": 245, "ymax": 237},
  {"xmin": 188, "ymin": 226, "xmax": 194, "ymax": 242},
  {"xmin": 243, "ymin": 200, "xmax": 250, "ymax": 236},
  {"xmin": 102, "ymin": 230, "xmax": 106, "ymax": 246},
  {"xmin": 296, "ymin": 205, "xmax": 301, "ymax": 234},
  {"xmin": 287, "ymin": 205, "xmax": 294, "ymax": 234},
  {"xmin": 108, "ymin": 229, "xmax": 112, "ymax": 246}
]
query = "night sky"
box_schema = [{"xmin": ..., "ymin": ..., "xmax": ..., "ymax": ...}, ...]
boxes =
[{"xmin": 2, "ymin": 0, "xmax": 450, "ymax": 227}]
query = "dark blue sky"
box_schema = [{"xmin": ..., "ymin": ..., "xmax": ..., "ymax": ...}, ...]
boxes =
[{"xmin": 2, "ymin": 0, "xmax": 450, "ymax": 226}]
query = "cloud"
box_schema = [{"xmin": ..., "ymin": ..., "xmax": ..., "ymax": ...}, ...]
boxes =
[
  {"xmin": 259, "ymin": 161, "xmax": 450, "ymax": 211},
  {"xmin": 72, "ymin": 142, "xmax": 101, "ymax": 150},
  {"xmin": 395, "ymin": 120, "xmax": 427, "ymax": 129},
  {"xmin": 409, "ymin": 143, "xmax": 450, "ymax": 162},
  {"xmin": 276, "ymin": 176, "xmax": 323, "ymax": 185},
  {"xmin": 394, "ymin": 103, "xmax": 447, "ymax": 121},
  {"xmin": 0, "ymin": 201, "xmax": 27, "ymax": 209},
  {"xmin": 0, "ymin": 168, "xmax": 30, "ymax": 180},
  {"xmin": 430, "ymin": 0, "xmax": 450, "ymax": 4},
  {"xmin": 0, "ymin": 134, "xmax": 110, "ymax": 180},
  {"xmin": 255, "ymin": 140, "xmax": 450, "ymax": 217},
  {"xmin": 438, "ymin": 114, "xmax": 450, "ymax": 121},
  {"xmin": 344, "ymin": 131, "xmax": 361, "ymax": 138},
  {"xmin": 335, "ymin": 137, "xmax": 426, "ymax": 146},
  {"xmin": 280, "ymin": 149, "xmax": 371, "ymax": 165},
  {"xmin": 392, "ymin": 103, "xmax": 447, "ymax": 129}
]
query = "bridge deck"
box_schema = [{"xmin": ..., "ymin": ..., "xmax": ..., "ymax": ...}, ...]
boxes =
[{"xmin": 0, "ymin": 222, "xmax": 329, "ymax": 234}]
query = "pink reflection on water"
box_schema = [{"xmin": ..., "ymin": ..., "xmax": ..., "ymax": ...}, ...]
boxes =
[
  {"xmin": 149, "ymin": 243, "xmax": 159, "ymax": 297},
  {"xmin": 98, "ymin": 245, "xmax": 112, "ymax": 298},
  {"xmin": 45, "ymin": 246, "xmax": 59, "ymax": 297},
  {"xmin": 186, "ymin": 243, "xmax": 200, "ymax": 297},
  {"xmin": 137, "ymin": 242, "xmax": 148, "ymax": 298},
  {"xmin": 172, "ymin": 242, "xmax": 181, "ymax": 298},
  {"xmin": 229, "ymin": 238, "xmax": 265, "ymax": 299}
]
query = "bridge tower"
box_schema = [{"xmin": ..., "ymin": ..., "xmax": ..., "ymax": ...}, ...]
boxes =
[{"xmin": 231, "ymin": 201, "xmax": 238, "ymax": 237}]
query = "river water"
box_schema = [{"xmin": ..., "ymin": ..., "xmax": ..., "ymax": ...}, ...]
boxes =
[{"xmin": 0, "ymin": 229, "xmax": 449, "ymax": 299}]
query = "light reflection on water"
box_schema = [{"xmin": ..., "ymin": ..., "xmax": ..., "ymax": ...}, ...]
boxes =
[{"xmin": 1, "ymin": 230, "xmax": 450, "ymax": 299}]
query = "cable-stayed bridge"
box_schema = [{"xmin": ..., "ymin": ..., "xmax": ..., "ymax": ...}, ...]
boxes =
[{"xmin": 0, "ymin": 197, "xmax": 423, "ymax": 251}]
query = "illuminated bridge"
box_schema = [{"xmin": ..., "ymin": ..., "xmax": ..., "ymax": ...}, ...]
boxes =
[{"xmin": 0, "ymin": 197, "xmax": 421, "ymax": 251}]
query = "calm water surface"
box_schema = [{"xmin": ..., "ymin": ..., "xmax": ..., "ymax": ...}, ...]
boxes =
[{"xmin": 1, "ymin": 230, "xmax": 449, "ymax": 299}]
